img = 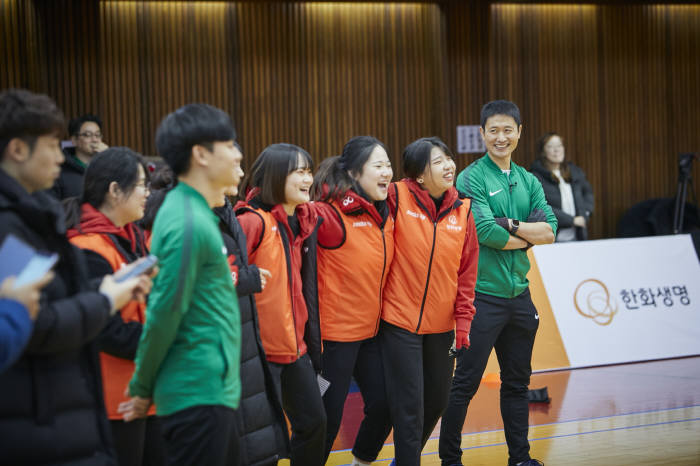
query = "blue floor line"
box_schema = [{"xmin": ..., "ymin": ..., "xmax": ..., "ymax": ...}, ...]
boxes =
[
  {"xmin": 330, "ymin": 404, "xmax": 700, "ymax": 464},
  {"xmin": 421, "ymin": 402, "xmax": 700, "ymax": 441},
  {"xmin": 416, "ymin": 416, "xmax": 700, "ymax": 458}
]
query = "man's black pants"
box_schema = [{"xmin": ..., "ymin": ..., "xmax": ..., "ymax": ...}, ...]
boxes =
[
  {"xmin": 269, "ymin": 354, "xmax": 327, "ymax": 466},
  {"xmin": 160, "ymin": 405, "xmax": 239, "ymax": 466},
  {"xmin": 439, "ymin": 289, "xmax": 539, "ymax": 466},
  {"xmin": 321, "ymin": 337, "xmax": 392, "ymax": 462},
  {"xmin": 111, "ymin": 415, "xmax": 166, "ymax": 466},
  {"xmin": 379, "ymin": 320, "xmax": 454, "ymax": 466}
]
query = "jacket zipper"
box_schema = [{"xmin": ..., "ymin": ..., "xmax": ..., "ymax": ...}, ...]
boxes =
[
  {"xmin": 415, "ymin": 220, "xmax": 438, "ymax": 332},
  {"xmin": 374, "ymin": 228, "xmax": 387, "ymax": 336},
  {"xmin": 507, "ymin": 174, "xmax": 516, "ymax": 297},
  {"xmin": 282, "ymin": 225, "xmax": 301, "ymax": 357}
]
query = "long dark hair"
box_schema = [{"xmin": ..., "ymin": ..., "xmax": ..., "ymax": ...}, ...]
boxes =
[
  {"xmin": 536, "ymin": 132, "xmax": 571, "ymax": 182},
  {"xmin": 310, "ymin": 136, "xmax": 386, "ymax": 202},
  {"xmin": 63, "ymin": 147, "xmax": 147, "ymax": 229},
  {"xmin": 240, "ymin": 143, "xmax": 313, "ymax": 205}
]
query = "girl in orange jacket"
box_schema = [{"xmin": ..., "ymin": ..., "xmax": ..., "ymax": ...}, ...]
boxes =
[
  {"xmin": 65, "ymin": 147, "xmax": 165, "ymax": 466},
  {"xmin": 235, "ymin": 143, "xmax": 326, "ymax": 466},
  {"xmin": 309, "ymin": 136, "xmax": 395, "ymax": 464},
  {"xmin": 379, "ymin": 137, "xmax": 479, "ymax": 466}
]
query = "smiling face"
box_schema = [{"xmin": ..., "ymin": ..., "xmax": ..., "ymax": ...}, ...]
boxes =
[
  {"xmin": 283, "ymin": 153, "xmax": 313, "ymax": 213},
  {"xmin": 114, "ymin": 164, "xmax": 149, "ymax": 225},
  {"xmin": 354, "ymin": 145, "xmax": 393, "ymax": 201},
  {"xmin": 419, "ymin": 146, "xmax": 456, "ymax": 198},
  {"xmin": 480, "ymin": 114, "xmax": 522, "ymax": 169}
]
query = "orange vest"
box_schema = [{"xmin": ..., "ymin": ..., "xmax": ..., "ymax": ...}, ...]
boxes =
[
  {"xmin": 248, "ymin": 209, "xmax": 305, "ymax": 360},
  {"xmin": 69, "ymin": 233, "xmax": 155, "ymax": 419},
  {"xmin": 382, "ymin": 182, "xmax": 471, "ymax": 334},
  {"xmin": 317, "ymin": 200, "xmax": 394, "ymax": 341}
]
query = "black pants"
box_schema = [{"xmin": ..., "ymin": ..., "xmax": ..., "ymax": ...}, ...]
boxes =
[
  {"xmin": 269, "ymin": 354, "xmax": 327, "ymax": 466},
  {"xmin": 321, "ymin": 337, "xmax": 392, "ymax": 462},
  {"xmin": 379, "ymin": 321, "xmax": 454, "ymax": 466},
  {"xmin": 439, "ymin": 289, "xmax": 540, "ymax": 466},
  {"xmin": 111, "ymin": 416, "xmax": 166, "ymax": 466},
  {"xmin": 159, "ymin": 405, "xmax": 239, "ymax": 466}
]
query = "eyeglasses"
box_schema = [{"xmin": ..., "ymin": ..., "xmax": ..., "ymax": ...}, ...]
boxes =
[{"xmin": 77, "ymin": 132, "xmax": 103, "ymax": 139}]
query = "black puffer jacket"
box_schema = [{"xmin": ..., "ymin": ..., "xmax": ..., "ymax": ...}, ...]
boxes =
[
  {"xmin": 0, "ymin": 169, "xmax": 116, "ymax": 465},
  {"xmin": 215, "ymin": 200, "xmax": 289, "ymax": 466},
  {"xmin": 49, "ymin": 148, "xmax": 86, "ymax": 200},
  {"xmin": 530, "ymin": 159, "xmax": 595, "ymax": 240}
]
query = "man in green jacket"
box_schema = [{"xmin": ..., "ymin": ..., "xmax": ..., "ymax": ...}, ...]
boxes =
[
  {"xmin": 439, "ymin": 100, "xmax": 557, "ymax": 466},
  {"xmin": 120, "ymin": 104, "xmax": 243, "ymax": 466}
]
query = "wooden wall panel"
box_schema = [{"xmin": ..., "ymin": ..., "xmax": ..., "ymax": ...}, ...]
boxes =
[
  {"xmin": 1, "ymin": 1, "xmax": 699, "ymax": 239},
  {"xmin": 233, "ymin": 2, "xmax": 445, "ymax": 165},
  {"xmin": 0, "ymin": 0, "xmax": 42, "ymax": 91},
  {"xmin": 99, "ymin": 1, "xmax": 236, "ymax": 153}
]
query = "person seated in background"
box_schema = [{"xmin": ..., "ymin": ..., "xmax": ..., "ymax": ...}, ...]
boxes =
[
  {"xmin": 0, "ymin": 272, "xmax": 53, "ymax": 373},
  {"xmin": 0, "ymin": 88, "xmax": 151, "ymax": 465},
  {"xmin": 50, "ymin": 113, "xmax": 109, "ymax": 199},
  {"xmin": 530, "ymin": 132, "xmax": 594, "ymax": 241}
]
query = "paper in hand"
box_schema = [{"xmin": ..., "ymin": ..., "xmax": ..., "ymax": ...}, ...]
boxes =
[{"xmin": 317, "ymin": 374, "xmax": 331, "ymax": 397}]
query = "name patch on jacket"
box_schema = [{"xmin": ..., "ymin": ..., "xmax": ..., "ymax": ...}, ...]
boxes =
[{"xmin": 406, "ymin": 209, "xmax": 427, "ymax": 221}]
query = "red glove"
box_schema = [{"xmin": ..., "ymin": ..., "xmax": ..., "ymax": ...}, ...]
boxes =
[{"xmin": 455, "ymin": 318, "xmax": 471, "ymax": 349}]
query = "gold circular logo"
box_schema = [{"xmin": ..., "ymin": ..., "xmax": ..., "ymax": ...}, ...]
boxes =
[{"xmin": 574, "ymin": 279, "xmax": 618, "ymax": 326}]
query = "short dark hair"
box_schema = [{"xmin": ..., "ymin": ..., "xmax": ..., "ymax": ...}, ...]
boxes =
[
  {"xmin": 68, "ymin": 114, "xmax": 103, "ymax": 137},
  {"xmin": 402, "ymin": 136, "xmax": 453, "ymax": 179},
  {"xmin": 480, "ymin": 100, "xmax": 521, "ymax": 128},
  {"xmin": 0, "ymin": 88, "xmax": 65, "ymax": 158},
  {"xmin": 311, "ymin": 136, "xmax": 387, "ymax": 201},
  {"xmin": 242, "ymin": 143, "xmax": 312, "ymax": 205},
  {"xmin": 155, "ymin": 103, "xmax": 236, "ymax": 176}
]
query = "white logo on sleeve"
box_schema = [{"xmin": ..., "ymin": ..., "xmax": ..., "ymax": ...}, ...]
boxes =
[{"xmin": 489, "ymin": 189, "xmax": 503, "ymax": 197}]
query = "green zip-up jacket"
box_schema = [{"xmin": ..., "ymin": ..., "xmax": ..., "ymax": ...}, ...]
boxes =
[
  {"xmin": 129, "ymin": 182, "xmax": 241, "ymax": 416},
  {"xmin": 456, "ymin": 154, "xmax": 557, "ymax": 299}
]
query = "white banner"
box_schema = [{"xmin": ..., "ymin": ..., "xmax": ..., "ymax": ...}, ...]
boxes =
[{"xmin": 533, "ymin": 235, "xmax": 700, "ymax": 368}]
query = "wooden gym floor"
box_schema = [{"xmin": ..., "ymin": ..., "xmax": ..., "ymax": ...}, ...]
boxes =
[{"xmin": 316, "ymin": 356, "xmax": 700, "ymax": 465}]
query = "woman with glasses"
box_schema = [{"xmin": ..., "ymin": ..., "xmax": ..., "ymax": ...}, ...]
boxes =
[{"xmin": 65, "ymin": 147, "xmax": 165, "ymax": 466}]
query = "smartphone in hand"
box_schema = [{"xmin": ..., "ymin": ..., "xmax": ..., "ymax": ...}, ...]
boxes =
[{"xmin": 114, "ymin": 255, "xmax": 158, "ymax": 283}]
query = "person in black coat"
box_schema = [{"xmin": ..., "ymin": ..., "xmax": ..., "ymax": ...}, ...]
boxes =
[
  {"xmin": 530, "ymin": 132, "xmax": 595, "ymax": 241},
  {"xmin": 50, "ymin": 114, "xmax": 109, "ymax": 200},
  {"xmin": 0, "ymin": 89, "xmax": 149, "ymax": 466},
  {"xmin": 215, "ymin": 197, "xmax": 290, "ymax": 466}
]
